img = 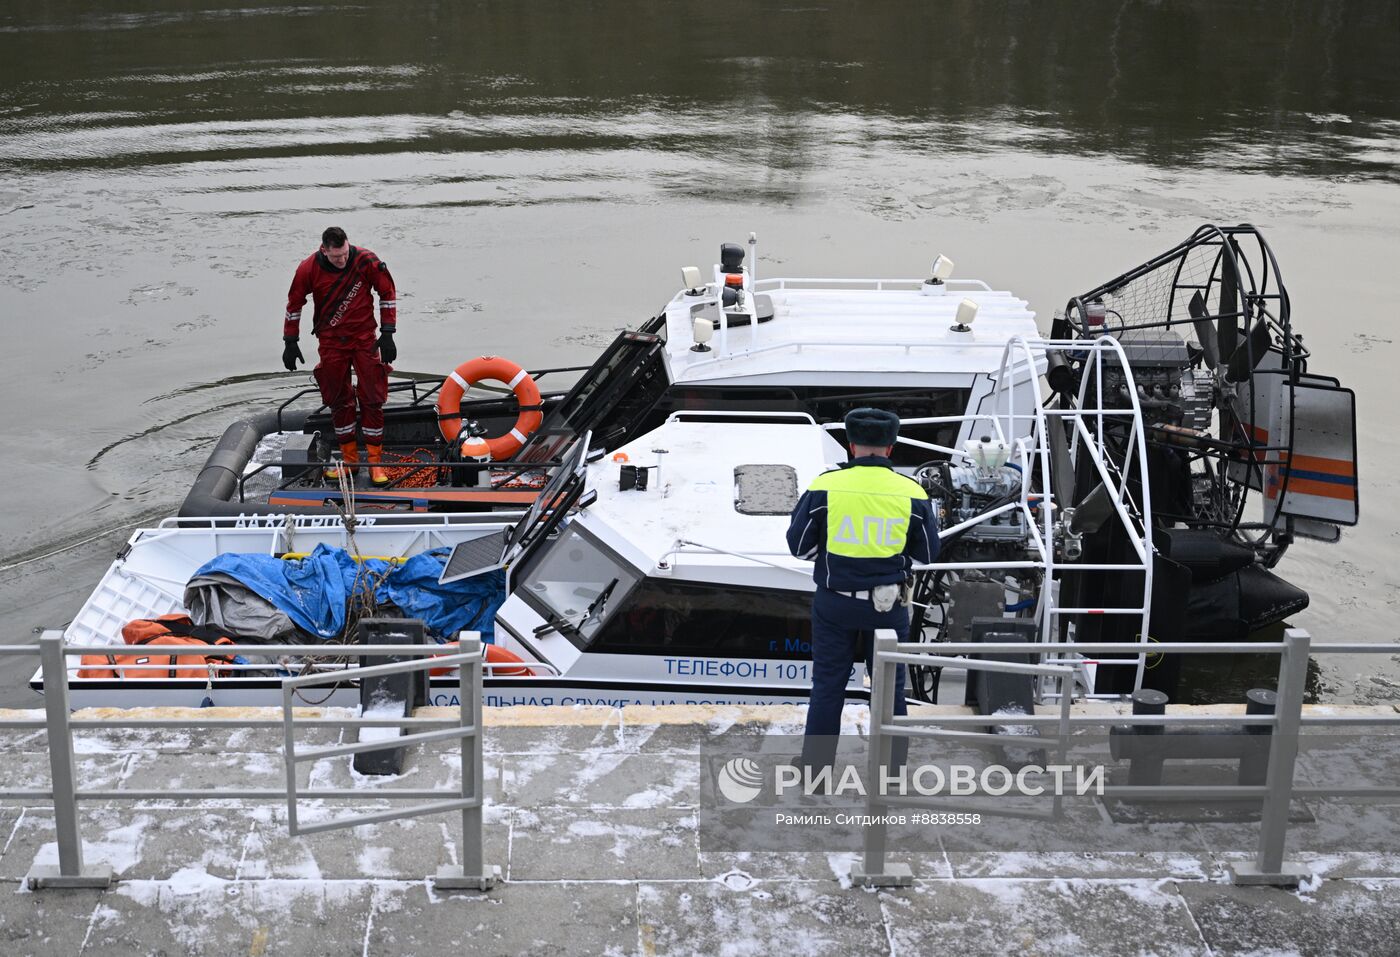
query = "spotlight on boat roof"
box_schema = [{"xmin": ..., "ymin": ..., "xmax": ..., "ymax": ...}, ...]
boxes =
[
  {"xmin": 922, "ymin": 254, "xmax": 955, "ymax": 295},
  {"xmin": 950, "ymin": 297, "xmax": 979, "ymax": 334},
  {"xmin": 720, "ymin": 242, "xmax": 745, "ymax": 274},
  {"xmin": 690, "ymin": 314, "xmax": 714, "ymax": 352},
  {"xmin": 681, "ymin": 266, "xmax": 704, "ymax": 295}
]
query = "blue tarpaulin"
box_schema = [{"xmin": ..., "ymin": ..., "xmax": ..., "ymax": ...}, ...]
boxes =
[
  {"xmin": 380, "ymin": 549, "xmax": 504, "ymax": 643},
  {"xmin": 189, "ymin": 544, "xmax": 505, "ymax": 642}
]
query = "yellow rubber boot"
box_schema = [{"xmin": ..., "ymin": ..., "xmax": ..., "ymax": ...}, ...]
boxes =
[
  {"xmin": 325, "ymin": 441, "xmax": 360, "ymax": 481},
  {"xmin": 366, "ymin": 444, "xmax": 390, "ymax": 486}
]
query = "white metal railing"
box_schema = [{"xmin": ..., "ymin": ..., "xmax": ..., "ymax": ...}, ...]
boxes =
[
  {"xmin": 661, "ymin": 539, "xmax": 811, "ymax": 578},
  {"xmin": 676, "ymin": 334, "xmax": 1032, "ymax": 381},
  {"xmin": 991, "ymin": 335, "xmax": 1155, "ymax": 691},
  {"xmin": 665, "ymin": 277, "xmax": 995, "ymax": 307},
  {"xmin": 821, "ymin": 337, "xmax": 1155, "ymax": 692},
  {"xmin": 664, "ymin": 410, "xmax": 816, "ymax": 425},
  {"xmin": 152, "ymin": 512, "xmax": 525, "ymax": 561},
  {"xmin": 160, "ymin": 511, "xmax": 527, "ymax": 530},
  {"xmin": 0, "ymin": 633, "xmax": 498, "ymax": 891},
  {"xmin": 667, "ymin": 277, "xmax": 1023, "ymax": 378},
  {"xmin": 754, "ymin": 277, "xmax": 995, "ymax": 293},
  {"xmin": 51, "ymin": 657, "xmax": 562, "ymax": 681},
  {"xmin": 686, "ymin": 334, "xmax": 1154, "ymax": 695}
]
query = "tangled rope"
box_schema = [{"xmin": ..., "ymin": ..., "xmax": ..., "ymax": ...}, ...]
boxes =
[
  {"xmin": 492, "ymin": 468, "xmax": 549, "ymax": 489},
  {"xmin": 379, "ymin": 448, "xmax": 446, "ymax": 488},
  {"xmin": 291, "ymin": 467, "xmax": 380, "ymax": 704}
]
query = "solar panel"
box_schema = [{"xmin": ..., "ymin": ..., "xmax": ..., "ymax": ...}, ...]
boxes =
[
  {"xmin": 438, "ymin": 529, "xmax": 510, "ymax": 585},
  {"xmin": 502, "ymin": 428, "xmax": 591, "ymax": 561}
]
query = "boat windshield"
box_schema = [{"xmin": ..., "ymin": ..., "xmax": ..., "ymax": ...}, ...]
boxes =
[{"xmin": 517, "ymin": 525, "xmax": 640, "ymax": 642}]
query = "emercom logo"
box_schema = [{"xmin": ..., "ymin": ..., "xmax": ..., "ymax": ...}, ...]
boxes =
[{"xmin": 716, "ymin": 757, "xmax": 765, "ymax": 804}]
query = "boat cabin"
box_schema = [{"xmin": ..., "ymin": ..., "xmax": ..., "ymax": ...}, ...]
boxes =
[{"xmin": 495, "ymin": 416, "xmax": 845, "ymax": 691}]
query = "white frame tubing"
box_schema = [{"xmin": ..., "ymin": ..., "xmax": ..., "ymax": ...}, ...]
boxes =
[{"xmin": 678, "ymin": 335, "xmax": 1157, "ymax": 694}]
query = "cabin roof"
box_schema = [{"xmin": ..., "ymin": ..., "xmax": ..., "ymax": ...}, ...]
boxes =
[
  {"xmin": 662, "ymin": 279, "xmax": 1040, "ymax": 386},
  {"xmin": 577, "ymin": 417, "xmax": 843, "ymax": 583}
]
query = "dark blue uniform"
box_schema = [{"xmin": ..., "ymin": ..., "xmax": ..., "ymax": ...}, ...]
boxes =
[{"xmin": 786, "ymin": 454, "xmax": 940, "ymax": 771}]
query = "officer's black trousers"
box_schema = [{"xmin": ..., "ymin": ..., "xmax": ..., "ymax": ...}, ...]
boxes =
[{"xmin": 800, "ymin": 586, "xmax": 909, "ymax": 774}]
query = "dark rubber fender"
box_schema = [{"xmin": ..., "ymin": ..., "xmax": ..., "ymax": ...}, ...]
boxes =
[{"xmin": 178, "ymin": 409, "xmax": 323, "ymax": 517}]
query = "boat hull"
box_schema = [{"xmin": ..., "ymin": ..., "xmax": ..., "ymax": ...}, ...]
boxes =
[{"xmin": 40, "ymin": 673, "xmax": 826, "ymax": 710}]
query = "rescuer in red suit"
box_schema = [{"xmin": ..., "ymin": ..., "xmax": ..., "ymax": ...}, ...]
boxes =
[{"xmin": 282, "ymin": 226, "xmax": 398, "ymax": 485}]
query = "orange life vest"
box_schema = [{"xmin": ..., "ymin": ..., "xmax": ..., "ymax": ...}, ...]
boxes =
[{"xmin": 78, "ymin": 614, "xmax": 240, "ymax": 680}]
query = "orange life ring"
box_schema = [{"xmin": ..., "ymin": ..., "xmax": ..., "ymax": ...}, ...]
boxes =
[
  {"xmin": 430, "ymin": 642, "xmax": 535, "ymax": 677},
  {"xmin": 436, "ymin": 356, "xmax": 543, "ymax": 461}
]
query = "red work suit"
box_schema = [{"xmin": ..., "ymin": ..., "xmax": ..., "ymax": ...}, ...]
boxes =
[{"xmin": 284, "ymin": 246, "xmax": 398, "ymax": 445}]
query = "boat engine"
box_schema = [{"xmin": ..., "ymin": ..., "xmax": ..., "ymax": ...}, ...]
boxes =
[
  {"xmin": 917, "ymin": 436, "xmax": 1030, "ymax": 558},
  {"xmin": 906, "ymin": 436, "xmax": 1039, "ymax": 705},
  {"xmin": 1048, "ymin": 223, "xmax": 1359, "ymax": 698},
  {"xmin": 1102, "ymin": 329, "xmax": 1215, "ymax": 431}
]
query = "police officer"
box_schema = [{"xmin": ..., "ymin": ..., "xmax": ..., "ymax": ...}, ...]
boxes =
[{"xmin": 786, "ymin": 408, "xmax": 940, "ymax": 774}]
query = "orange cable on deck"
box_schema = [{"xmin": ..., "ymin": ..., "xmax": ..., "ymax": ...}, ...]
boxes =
[{"xmin": 380, "ymin": 448, "xmax": 446, "ymax": 488}]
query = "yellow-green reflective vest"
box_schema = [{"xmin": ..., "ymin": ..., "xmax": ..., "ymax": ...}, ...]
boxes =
[{"xmin": 807, "ymin": 466, "xmax": 930, "ymax": 559}]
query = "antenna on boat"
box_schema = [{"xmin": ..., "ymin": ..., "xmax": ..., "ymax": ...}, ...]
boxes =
[
  {"xmin": 652, "ymin": 447, "xmax": 669, "ymax": 494},
  {"xmin": 748, "ymin": 232, "xmax": 758, "ymax": 282}
]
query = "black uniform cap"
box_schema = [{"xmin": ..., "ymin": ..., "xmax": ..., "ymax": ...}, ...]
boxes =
[{"xmin": 844, "ymin": 407, "xmax": 900, "ymax": 447}]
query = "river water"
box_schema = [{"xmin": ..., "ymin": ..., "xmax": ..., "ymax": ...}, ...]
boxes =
[{"xmin": 1, "ymin": 0, "xmax": 1397, "ymax": 706}]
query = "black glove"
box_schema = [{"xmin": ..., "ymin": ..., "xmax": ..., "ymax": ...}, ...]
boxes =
[
  {"xmin": 282, "ymin": 337, "xmax": 304, "ymax": 372},
  {"xmin": 377, "ymin": 330, "xmax": 397, "ymax": 364}
]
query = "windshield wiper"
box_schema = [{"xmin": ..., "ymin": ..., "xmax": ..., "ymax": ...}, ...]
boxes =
[
  {"xmin": 582, "ymin": 578, "xmax": 619, "ymax": 625},
  {"xmin": 532, "ymin": 609, "xmax": 580, "ymax": 639},
  {"xmin": 532, "ymin": 578, "xmax": 619, "ymax": 640}
]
